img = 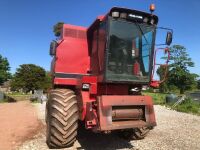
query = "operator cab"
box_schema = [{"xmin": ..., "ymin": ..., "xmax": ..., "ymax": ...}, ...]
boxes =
[
  {"xmin": 106, "ymin": 8, "xmax": 158, "ymax": 83},
  {"xmin": 88, "ymin": 7, "xmax": 172, "ymax": 85}
]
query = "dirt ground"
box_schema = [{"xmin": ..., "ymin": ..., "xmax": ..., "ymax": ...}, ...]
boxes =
[{"xmin": 0, "ymin": 101, "xmax": 43, "ymax": 150}]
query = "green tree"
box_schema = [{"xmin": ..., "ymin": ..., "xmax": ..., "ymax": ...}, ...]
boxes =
[
  {"xmin": 53, "ymin": 22, "xmax": 64, "ymax": 37},
  {"xmin": 0, "ymin": 54, "xmax": 11, "ymax": 85},
  {"xmin": 157, "ymin": 65, "xmax": 169, "ymax": 93},
  {"xmin": 197, "ymin": 79, "xmax": 200, "ymax": 89},
  {"xmin": 169, "ymin": 45, "xmax": 194, "ymax": 69},
  {"xmin": 167, "ymin": 45, "xmax": 197, "ymax": 94},
  {"xmin": 43, "ymin": 71, "xmax": 52, "ymax": 91},
  {"xmin": 11, "ymin": 64, "xmax": 50, "ymax": 93},
  {"xmin": 168, "ymin": 68, "xmax": 198, "ymax": 94}
]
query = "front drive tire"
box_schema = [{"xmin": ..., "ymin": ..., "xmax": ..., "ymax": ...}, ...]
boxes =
[{"xmin": 46, "ymin": 89, "xmax": 78, "ymax": 148}]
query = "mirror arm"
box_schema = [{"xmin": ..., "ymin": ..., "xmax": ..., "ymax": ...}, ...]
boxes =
[
  {"xmin": 156, "ymin": 26, "xmax": 173, "ymax": 34},
  {"xmin": 155, "ymin": 44, "xmax": 167, "ymax": 46}
]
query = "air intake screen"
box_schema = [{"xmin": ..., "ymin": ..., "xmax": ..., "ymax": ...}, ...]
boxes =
[{"xmin": 64, "ymin": 28, "xmax": 86, "ymax": 39}]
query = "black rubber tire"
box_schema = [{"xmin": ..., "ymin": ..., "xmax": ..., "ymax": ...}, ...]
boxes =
[
  {"xmin": 119, "ymin": 127, "xmax": 150, "ymax": 140},
  {"xmin": 46, "ymin": 89, "xmax": 78, "ymax": 149}
]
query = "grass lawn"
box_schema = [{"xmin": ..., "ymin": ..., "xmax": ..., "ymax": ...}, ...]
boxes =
[
  {"xmin": 2, "ymin": 92, "xmax": 32, "ymax": 102},
  {"xmin": 143, "ymin": 92, "xmax": 167, "ymax": 105},
  {"xmin": 143, "ymin": 91, "xmax": 200, "ymax": 116},
  {"xmin": 7, "ymin": 92, "xmax": 31, "ymax": 96},
  {"xmin": 0, "ymin": 99, "xmax": 8, "ymax": 103},
  {"xmin": 174, "ymin": 99, "xmax": 200, "ymax": 115}
]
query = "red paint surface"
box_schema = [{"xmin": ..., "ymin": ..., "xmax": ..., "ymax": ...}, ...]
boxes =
[
  {"xmin": 54, "ymin": 78, "xmax": 80, "ymax": 85},
  {"xmin": 133, "ymin": 60, "xmax": 140, "ymax": 75},
  {"xmin": 53, "ymin": 24, "xmax": 90, "ymax": 77},
  {"xmin": 97, "ymin": 95, "xmax": 156, "ymax": 130}
]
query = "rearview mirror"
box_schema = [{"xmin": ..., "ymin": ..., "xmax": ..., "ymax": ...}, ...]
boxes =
[
  {"xmin": 49, "ymin": 40, "xmax": 57, "ymax": 56},
  {"xmin": 156, "ymin": 27, "xmax": 173, "ymax": 46},
  {"xmin": 166, "ymin": 32, "xmax": 172, "ymax": 46}
]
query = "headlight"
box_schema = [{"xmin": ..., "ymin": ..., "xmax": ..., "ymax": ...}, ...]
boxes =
[
  {"xmin": 120, "ymin": 13, "xmax": 127, "ymax": 19},
  {"xmin": 150, "ymin": 18, "xmax": 155, "ymax": 25},
  {"xmin": 82, "ymin": 84, "xmax": 90, "ymax": 90},
  {"xmin": 112, "ymin": 11, "xmax": 119, "ymax": 18},
  {"xmin": 143, "ymin": 17, "xmax": 148, "ymax": 23}
]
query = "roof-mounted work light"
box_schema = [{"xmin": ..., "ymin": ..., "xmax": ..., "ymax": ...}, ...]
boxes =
[
  {"xmin": 150, "ymin": 4, "xmax": 155, "ymax": 13},
  {"xmin": 112, "ymin": 11, "xmax": 119, "ymax": 18},
  {"xmin": 120, "ymin": 13, "xmax": 127, "ymax": 19}
]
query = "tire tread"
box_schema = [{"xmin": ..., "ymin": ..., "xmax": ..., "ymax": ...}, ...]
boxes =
[{"xmin": 46, "ymin": 88, "xmax": 78, "ymax": 148}]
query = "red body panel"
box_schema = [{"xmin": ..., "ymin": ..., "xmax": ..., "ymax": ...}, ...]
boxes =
[
  {"xmin": 97, "ymin": 95, "xmax": 156, "ymax": 130},
  {"xmin": 54, "ymin": 78, "xmax": 80, "ymax": 85},
  {"xmin": 53, "ymin": 24, "xmax": 90, "ymax": 86}
]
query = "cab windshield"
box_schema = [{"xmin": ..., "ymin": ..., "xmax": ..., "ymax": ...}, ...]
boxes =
[{"xmin": 106, "ymin": 19, "xmax": 156, "ymax": 82}]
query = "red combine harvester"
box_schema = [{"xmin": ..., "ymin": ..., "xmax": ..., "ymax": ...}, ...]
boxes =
[{"xmin": 46, "ymin": 5, "xmax": 172, "ymax": 148}]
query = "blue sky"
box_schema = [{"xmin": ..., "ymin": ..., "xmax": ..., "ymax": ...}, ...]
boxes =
[{"xmin": 0, "ymin": 0, "xmax": 199, "ymax": 75}]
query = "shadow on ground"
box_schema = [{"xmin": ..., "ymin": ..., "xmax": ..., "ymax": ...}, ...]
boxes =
[{"xmin": 76, "ymin": 124, "xmax": 135, "ymax": 150}]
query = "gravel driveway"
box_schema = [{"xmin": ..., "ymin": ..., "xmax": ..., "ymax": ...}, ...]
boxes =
[{"xmin": 18, "ymin": 103, "xmax": 200, "ymax": 150}]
